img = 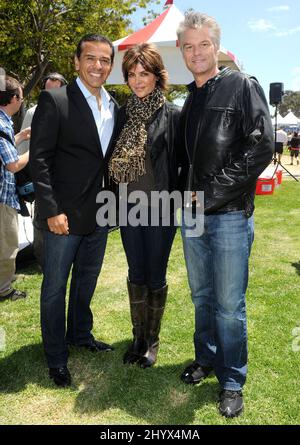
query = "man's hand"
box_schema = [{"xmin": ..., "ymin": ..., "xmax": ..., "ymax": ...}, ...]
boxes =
[
  {"xmin": 47, "ymin": 214, "xmax": 69, "ymax": 235},
  {"xmin": 15, "ymin": 127, "xmax": 31, "ymax": 145},
  {"xmin": 6, "ymin": 151, "xmax": 29, "ymax": 173}
]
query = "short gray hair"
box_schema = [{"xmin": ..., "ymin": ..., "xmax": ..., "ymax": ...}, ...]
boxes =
[{"xmin": 177, "ymin": 11, "xmax": 221, "ymax": 50}]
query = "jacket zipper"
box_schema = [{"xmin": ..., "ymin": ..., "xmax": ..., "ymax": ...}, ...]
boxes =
[
  {"xmin": 183, "ymin": 93, "xmax": 193, "ymax": 202},
  {"xmin": 184, "ymin": 89, "xmax": 209, "ymax": 196}
]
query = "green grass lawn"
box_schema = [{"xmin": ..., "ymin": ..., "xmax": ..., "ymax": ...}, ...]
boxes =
[{"xmin": 0, "ymin": 180, "xmax": 299, "ymax": 425}]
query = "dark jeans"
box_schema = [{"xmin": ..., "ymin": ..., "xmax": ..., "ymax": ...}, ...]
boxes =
[
  {"xmin": 120, "ymin": 210, "xmax": 176, "ymax": 290},
  {"xmin": 41, "ymin": 225, "xmax": 108, "ymax": 367}
]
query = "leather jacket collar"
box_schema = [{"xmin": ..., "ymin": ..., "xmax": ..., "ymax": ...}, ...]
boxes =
[{"xmin": 187, "ymin": 66, "xmax": 232, "ymax": 94}]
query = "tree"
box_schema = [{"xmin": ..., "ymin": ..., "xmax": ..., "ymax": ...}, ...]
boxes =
[
  {"xmin": 278, "ymin": 90, "xmax": 300, "ymax": 118},
  {"xmin": 0, "ymin": 0, "xmax": 157, "ymax": 98}
]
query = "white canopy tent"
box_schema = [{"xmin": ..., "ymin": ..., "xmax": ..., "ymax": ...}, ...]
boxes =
[
  {"xmin": 281, "ymin": 111, "xmax": 300, "ymax": 126},
  {"xmin": 271, "ymin": 114, "xmax": 285, "ymax": 126},
  {"xmin": 107, "ymin": 1, "xmax": 241, "ymax": 85}
]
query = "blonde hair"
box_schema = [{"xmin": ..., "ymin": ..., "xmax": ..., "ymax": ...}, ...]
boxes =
[{"xmin": 122, "ymin": 43, "xmax": 169, "ymax": 93}]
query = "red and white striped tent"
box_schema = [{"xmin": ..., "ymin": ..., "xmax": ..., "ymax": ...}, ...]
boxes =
[{"xmin": 107, "ymin": 1, "xmax": 240, "ymax": 85}]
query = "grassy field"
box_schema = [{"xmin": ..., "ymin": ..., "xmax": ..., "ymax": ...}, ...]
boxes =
[{"xmin": 0, "ymin": 180, "xmax": 299, "ymax": 425}]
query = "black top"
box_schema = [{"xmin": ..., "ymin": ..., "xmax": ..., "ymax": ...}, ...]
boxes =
[
  {"xmin": 127, "ymin": 140, "xmax": 156, "ymax": 198},
  {"xmin": 112, "ymin": 102, "xmax": 181, "ymax": 195},
  {"xmin": 186, "ymin": 85, "xmax": 208, "ymax": 162},
  {"xmin": 290, "ymin": 136, "xmax": 300, "ymax": 148}
]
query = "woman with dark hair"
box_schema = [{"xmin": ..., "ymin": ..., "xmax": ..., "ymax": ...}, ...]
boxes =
[{"xmin": 109, "ymin": 43, "xmax": 180, "ymax": 368}]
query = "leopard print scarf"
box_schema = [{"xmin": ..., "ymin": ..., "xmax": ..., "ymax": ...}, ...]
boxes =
[{"xmin": 109, "ymin": 87, "xmax": 166, "ymax": 184}]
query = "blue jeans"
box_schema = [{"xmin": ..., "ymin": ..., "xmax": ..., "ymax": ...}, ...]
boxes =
[
  {"xmin": 181, "ymin": 210, "xmax": 254, "ymax": 391},
  {"xmin": 41, "ymin": 226, "xmax": 108, "ymax": 367}
]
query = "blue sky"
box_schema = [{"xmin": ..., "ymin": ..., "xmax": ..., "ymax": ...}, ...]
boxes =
[{"xmin": 131, "ymin": 0, "xmax": 300, "ymax": 112}]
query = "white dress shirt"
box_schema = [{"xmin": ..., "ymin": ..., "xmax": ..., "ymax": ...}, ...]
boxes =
[{"xmin": 76, "ymin": 77, "xmax": 115, "ymax": 156}]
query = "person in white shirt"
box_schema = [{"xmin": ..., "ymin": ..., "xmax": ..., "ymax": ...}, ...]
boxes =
[
  {"xmin": 30, "ymin": 34, "xmax": 119, "ymax": 388},
  {"xmin": 275, "ymin": 128, "xmax": 288, "ymax": 162},
  {"xmin": 18, "ymin": 73, "xmax": 68, "ymax": 267},
  {"xmin": 18, "ymin": 73, "xmax": 67, "ymax": 154}
]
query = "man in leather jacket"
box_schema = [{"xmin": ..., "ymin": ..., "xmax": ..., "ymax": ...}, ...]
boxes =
[{"xmin": 177, "ymin": 12, "xmax": 274, "ymax": 418}]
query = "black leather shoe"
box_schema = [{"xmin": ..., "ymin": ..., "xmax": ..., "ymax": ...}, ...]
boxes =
[
  {"xmin": 181, "ymin": 361, "xmax": 213, "ymax": 384},
  {"xmin": 49, "ymin": 366, "xmax": 71, "ymax": 387},
  {"xmin": 218, "ymin": 390, "xmax": 244, "ymax": 418},
  {"xmin": 0, "ymin": 288, "xmax": 27, "ymax": 302},
  {"xmin": 80, "ymin": 339, "xmax": 114, "ymax": 353}
]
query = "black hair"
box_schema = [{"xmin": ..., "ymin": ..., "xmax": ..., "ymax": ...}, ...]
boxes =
[
  {"xmin": 0, "ymin": 76, "xmax": 22, "ymax": 106},
  {"xmin": 41, "ymin": 72, "xmax": 68, "ymax": 89},
  {"xmin": 76, "ymin": 34, "xmax": 115, "ymax": 63}
]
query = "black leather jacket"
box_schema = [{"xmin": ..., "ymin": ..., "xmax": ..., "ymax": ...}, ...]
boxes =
[
  {"xmin": 179, "ymin": 67, "xmax": 274, "ymax": 216},
  {"xmin": 114, "ymin": 101, "xmax": 181, "ymax": 192}
]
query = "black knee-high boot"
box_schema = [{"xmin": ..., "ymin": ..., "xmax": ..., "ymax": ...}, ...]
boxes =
[
  {"xmin": 138, "ymin": 285, "xmax": 168, "ymax": 368},
  {"xmin": 123, "ymin": 279, "xmax": 148, "ymax": 364}
]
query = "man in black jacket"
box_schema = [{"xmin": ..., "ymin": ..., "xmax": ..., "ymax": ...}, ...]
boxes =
[
  {"xmin": 30, "ymin": 34, "xmax": 118, "ymax": 387},
  {"xmin": 176, "ymin": 12, "xmax": 273, "ymax": 417}
]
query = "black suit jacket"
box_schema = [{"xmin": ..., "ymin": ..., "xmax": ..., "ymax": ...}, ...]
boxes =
[{"xmin": 29, "ymin": 79, "xmax": 119, "ymax": 235}]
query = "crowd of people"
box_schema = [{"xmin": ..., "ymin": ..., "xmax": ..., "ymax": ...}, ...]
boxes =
[{"xmin": 0, "ymin": 11, "xmax": 274, "ymax": 418}]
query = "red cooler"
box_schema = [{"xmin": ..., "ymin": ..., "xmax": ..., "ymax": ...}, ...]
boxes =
[{"xmin": 255, "ymin": 177, "xmax": 276, "ymax": 195}]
